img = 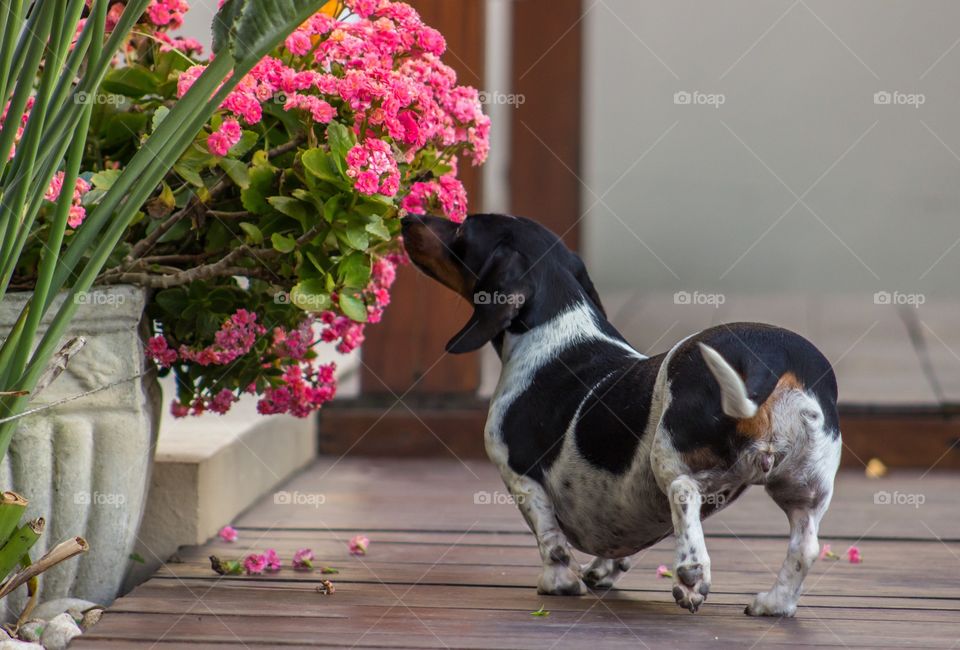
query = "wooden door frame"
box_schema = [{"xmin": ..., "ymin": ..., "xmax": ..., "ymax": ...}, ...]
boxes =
[{"xmin": 318, "ymin": 0, "xmax": 586, "ymax": 457}]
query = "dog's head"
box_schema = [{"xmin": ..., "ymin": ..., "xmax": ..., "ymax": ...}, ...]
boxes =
[{"xmin": 401, "ymin": 213, "xmax": 605, "ymax": 353}]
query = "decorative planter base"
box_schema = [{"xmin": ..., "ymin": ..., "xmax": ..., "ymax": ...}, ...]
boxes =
[{"xmin": 0, "ymin": 285, "xmax": 160, "ymax": 613}]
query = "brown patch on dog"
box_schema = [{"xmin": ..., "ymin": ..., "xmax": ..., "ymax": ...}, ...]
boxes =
[
  {"xmin": 736, "ymin": 372, "xmax": 804, "ymax": 439},
  {"xmin": 682, "ymin": 446, "xmax": 721, "ymax": 473},
  {"xmin": 403, "ymin": 223, "xmax": 469, "ymax": 296}
]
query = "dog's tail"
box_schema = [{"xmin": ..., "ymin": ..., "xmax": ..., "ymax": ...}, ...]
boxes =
[{"xmin": 698, "ymin": 343, "xmax": 758, "ymax": 419}]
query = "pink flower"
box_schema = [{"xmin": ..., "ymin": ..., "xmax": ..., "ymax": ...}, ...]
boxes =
[
  {"xmin": 207, "ymin": 118, "xmax": 242, "ymax": 156},
  {"xmin": 264, "ymin": 548, "xmax": 282, "ymax": 571},
  {"xmin": 243, "ymin": 553, "xmax": 267, "ymax": 575},
  {"xmin": 348, "ymin": 534, "xmax": 369, "ymax": 556},
  {"xmin": 285, "ymin": 30, "xmax": 313, "ymax": 56},
  {"xmin": 293, "ymin": 548, "xmax": 314, "ymax": 570},
  {"xmin": 656, "ymin": 564, "xmax": 672, "ymax": 579},
  {"xmin": 170, "ymin": 402, "xmax": 190, "ymax": 418},
  {"xmin": 846, "ymin": 545, "xmax": 862, "ymax": 564},
  {"xmin": 818, "ymin": 544, "xmax": 838, "ymax": 560},
  {"xmin": 218, "ymin": 526, "xmax": 238, "ymax": 543},
  {"xmin": 146, "ymin": 335, "xmax": 178, "ymax": 367}
]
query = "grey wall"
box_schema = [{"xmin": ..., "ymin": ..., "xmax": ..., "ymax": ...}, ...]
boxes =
[{"xmin": 583, "ymin": 0, "xmax": 960, "ymax": 296}]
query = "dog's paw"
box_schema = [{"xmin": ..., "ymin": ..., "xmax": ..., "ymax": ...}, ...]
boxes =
[
  {"xmin": 672, "ymin": 562, "xmax": 711, "ymax": 613},
  {"xmin": 581, "ymin": 557, "xmax": 630, "ymax": 589},
  {"xmin": 538, "ymin": 564, "xmax": 587, "ymax": 596},
  {"xmin": 744, "ymin": 591, "xmax": 797, "ymax": 617}
]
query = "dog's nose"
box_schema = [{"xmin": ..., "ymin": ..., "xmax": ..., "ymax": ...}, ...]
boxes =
[{"xmin": 400, "ymin": 215, "xmax": 422, "ymax": 233}]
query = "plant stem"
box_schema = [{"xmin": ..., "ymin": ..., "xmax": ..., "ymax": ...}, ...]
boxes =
[
  {"xmin": 0, "ymin": 492, "xmax": 28, "ymax": 545},
  {"xmin": 0, "ymin": 518, "xmax": 43, "ymax": 583},
  {"xmin": 0, "ymin": 536, "xmax": 87, "ymax": 599}
]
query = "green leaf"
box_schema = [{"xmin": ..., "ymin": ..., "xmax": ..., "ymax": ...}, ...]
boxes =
[
  {"xmin": 173, "ymin": 161, "xmax": 204, "ymax": 187},
  {"xmin": 289, "ymin": 279, "xmax": 331, "ymax": 312},
  {"xmin": 320, "ymin": 567, "xmax": 339, "ymax": 574},
  {"xmin": 151, "ymin": 106, "xmax": 170, "ymax": 133},
  {"xmin": 530, "ymin": 606, "xmax": 550, "ymax": 617},
  {"xmin": 101, "ymin": 65, "xmax": 161, "ymax": 97},
  {"xmin": 338, "ymin": 291, "xmax": 367, "ymax": 322},
  {"xmin": 301, "ymin": 147, "xmax": 343, "ymax": 184},
  {"xmin": 129, "ymin": 552, "xmax": 145, "ymax": 564},
  {"xmin": 325, "ymin": 122, "xmax": 353, "ymax": 176},
  {"xmin": 365, "ymin": 217, "xmax": 390, "ymax": 241},
  {"xmin": 218, "ymin": 157, "xmax": 249, "ymax": 188},
  {"xmin": 90, "ymin": 169, "xmax": 122, "ymax": 191},
  {"xmin": 268, "ymin": 196, "xmax": 310, "ymax": 223},
  {"xmin": 271, "ymin": 232, "xmax": 296, "ymax": 253},
  {"xmin": 230, "ymin": 130, "xmax": 259, "ymax": 158},
  {"xmin": 154, "ymin": 288, "xmax": 189, "ymax": 316},
  {"xmin": 343, "ymin": 223, "xmax": 369, "ymax": 250},
  {"xmin": 338, "ymin": 252, "xmax": 370, "ymax": 288},
  {"xmin": 238, "ymin": 222, "xmax": 263, "ymax": 245},
  {"xmin": 241, "ymin": 165, "xmax": 276, "ymax": 214},
  {"xmin": 323, "ymin": 195, "xmax": 342, "ymax": 223}
]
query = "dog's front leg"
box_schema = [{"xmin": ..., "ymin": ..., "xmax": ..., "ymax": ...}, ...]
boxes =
[{"xmin": 506, "ymin": 473, "xmax": 587, "ymax": 595}]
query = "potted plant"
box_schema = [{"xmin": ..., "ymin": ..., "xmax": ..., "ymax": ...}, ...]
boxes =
[
  {"xmin": 0, "ymin": 0, "xmax": 339, "ymax": 619},
  {"xmin": 0, "ymin": 0, "xmax": 489, "ymax": 614}
]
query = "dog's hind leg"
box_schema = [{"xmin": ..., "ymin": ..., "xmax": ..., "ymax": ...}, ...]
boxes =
[
  {"xmin": 651, "ymin": 425, "xmax": 712, "ymax": 613},
  {"xmin": 745, "ymin": 431, "xmax": 841, "ymax": 617},
  {"xmin": 581, "ymin": 556, "xmax": 631, "ymax": 589},
  {"xmin": 501, "ymin": 472, "xmax": 587, "ymax": 595}
]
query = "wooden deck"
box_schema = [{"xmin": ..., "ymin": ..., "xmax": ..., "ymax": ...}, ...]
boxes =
[{"xmin": 79, "ymin": 458, "xmax": 960, "ymax": 649}]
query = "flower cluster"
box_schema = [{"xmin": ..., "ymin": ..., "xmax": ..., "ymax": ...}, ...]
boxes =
[
  {"xmin": 174, "ymin": 0, "xmax": 489, "ymax": 220},
  {"xmin": 43, "ymin": 171, "xmax": 92, "ymax": 228},
  {"xmin": 73, "ymin": 0, "xmax": 488, "ymax": 419}
]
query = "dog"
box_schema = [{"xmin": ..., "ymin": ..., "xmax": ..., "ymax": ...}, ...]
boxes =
[{"xmin": 401, "ymin": 212, "xmax": 841, "ymax": 616}]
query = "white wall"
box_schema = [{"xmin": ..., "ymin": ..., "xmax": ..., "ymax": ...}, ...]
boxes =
[{"xmin": 584, "ymin": 0, "xmax": 960, "ymax": 296}]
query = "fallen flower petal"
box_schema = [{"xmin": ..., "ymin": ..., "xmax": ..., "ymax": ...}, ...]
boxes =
[
  {"xmin": 218, "ymin": 525, "xmax": 238, "ymax": 543},
  {"xmin": 348, "ymin": 534, "xmax": 369, "ymax": 556},
  {"xmin": 846, "ymin": 545, "xmax": 863, "ymax": 564},
  {"xmin": 656, "ymin": 564, "xmax": 673, "ymax": 579},
  {"xmin": 264, "ymin": 548, "xmax": 282, "ymax": 571},
  {"xmin": 293, "ymin": 548, "xmax": 315, "ymax": 570},
  {"xmin": 819, "ymin": 544, "xmax": 838, "ymax": 560},
  {"xmin": 244, "ymin": 553, "xmax": 267, "ymax": 575}
]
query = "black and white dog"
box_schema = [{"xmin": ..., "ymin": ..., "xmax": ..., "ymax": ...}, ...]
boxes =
[{"xmin": 401, "ymin": 213, "xmax": 841, "ymax": 616}]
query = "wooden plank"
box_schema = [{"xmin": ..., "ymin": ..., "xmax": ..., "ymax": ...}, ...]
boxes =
[
  {"xmin": 75, "ymin": 606, "xmax": 960, "ymax": 649},
  {"xmin": 111, "ymin": 581, "xmax": 960, "ymax": 615}
]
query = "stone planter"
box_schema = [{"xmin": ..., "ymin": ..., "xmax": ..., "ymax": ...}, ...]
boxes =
[{"xmin": 0, "ymin": 285, "xmax": 160, "ymax": 612}]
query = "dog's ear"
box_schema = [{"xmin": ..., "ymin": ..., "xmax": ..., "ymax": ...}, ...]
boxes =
[
  {"xmin": 566, "ymin": 251, "xmax": 606, "ymax": 317},
  {"xmin": 446, "ymin": 246, "xmax": 531, "ymax": 354}
]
